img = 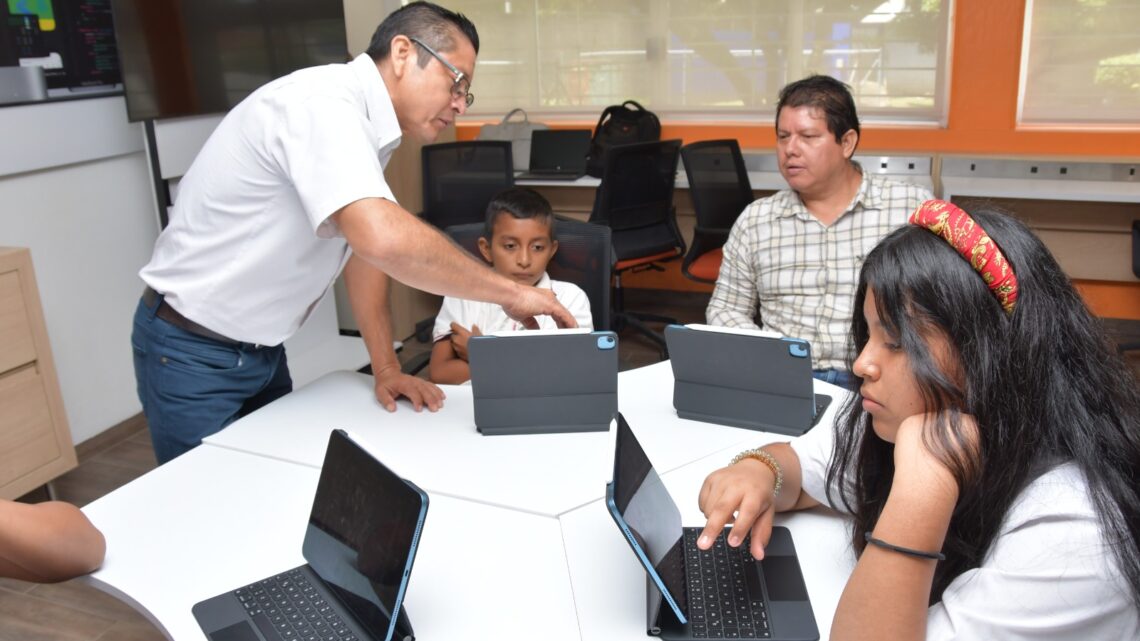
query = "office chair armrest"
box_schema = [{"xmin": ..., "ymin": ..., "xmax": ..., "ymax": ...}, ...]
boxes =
[
  {"xmin": 400, "ymin": 351, "xmax": 432, "ymax": 377},
  {"xmin": 693, "ymin": 226, "xmax": 732, "ymax": 238}
]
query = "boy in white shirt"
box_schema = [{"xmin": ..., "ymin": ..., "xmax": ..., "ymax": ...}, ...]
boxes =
[{"xmin": 429, "ymin": 187, "xmax": 593, "ymax": 383}]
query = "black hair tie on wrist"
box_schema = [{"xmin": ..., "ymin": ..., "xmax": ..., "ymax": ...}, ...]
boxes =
[{"xmin": 864, "ymin": 531, "xmax": 946, "ymax": 561}]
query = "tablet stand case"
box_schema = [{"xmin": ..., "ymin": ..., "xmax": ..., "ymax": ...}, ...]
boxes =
[
  {"xmin": 469, "ymin": 331, "xmax": 618, "ymax": 435},
  {"xmin": 666, "ymin": 326, "xmax": 827, "ymax": 436}
]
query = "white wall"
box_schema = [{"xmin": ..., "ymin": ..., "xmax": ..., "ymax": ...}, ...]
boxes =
[
  {"xmin": 0, "ymin": 97, "xmax": 157, "ymax": 445},
  {"xmin": 344, "ymin": 1, "xmax": 397, "ymax": 55}
]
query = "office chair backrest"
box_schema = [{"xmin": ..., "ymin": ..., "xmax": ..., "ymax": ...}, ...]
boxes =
[
  {"xmin": 1132, "ymin": 220, "xmax": 1139, "ymax": 279},
  {"xmin": 588, "ymin": 139, "xmax": 685, "ymax": 263},
  {"xmin": 421, "ymin": 141, "xmax": 514, "ymax": 230},
  {"xmin": 590, "ymin": 139, "xmax": 683, "ymax": 232},
  {"xmin": 444, "ymin": 219, "xmax": 613, "ymax": 331},
  {"xmin": 681, "ymin": 139, "xmax": 754, "ymax": 233}
]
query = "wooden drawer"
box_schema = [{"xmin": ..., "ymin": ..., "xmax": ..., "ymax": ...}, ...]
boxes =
[
  {"xmin": 0, "ymin": 365, "xmax": 61, "ymax": 489},
  {"xmin": 0, "ymin": 269, "xmax": 37, "ymax": 374},
  {"xmin": 0, "ymin": 247, "xmax": 76, "ymax": 499}
]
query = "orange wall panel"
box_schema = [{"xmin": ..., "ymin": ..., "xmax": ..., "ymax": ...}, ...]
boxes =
[
  {"xmin": 454, "ymin": 0, "xmax": 1140, "ymax": 319},
  {"xmin": 1074, "ymin": 281, "xmax": 1140, "ymax": 319},
  {"xmin": 457, "ymin": 0, "xmax": 1140, "ymax": 159}
]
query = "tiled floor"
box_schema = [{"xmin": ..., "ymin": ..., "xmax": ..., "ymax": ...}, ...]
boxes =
[{"xmin": 8, "ymin": 288, "xmax": 1138, "ymax": 640}]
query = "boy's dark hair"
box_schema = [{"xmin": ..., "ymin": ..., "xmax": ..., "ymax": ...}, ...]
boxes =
[
  {"xmin": 828, "ymin": 206, "xmax": 1140, "ymax": 608},
  {"xmin": 482, "ymin": 187, "xmax": 555, "ymax": 239},
  {"xmin": 366, "ymin": 1, "xmax": 479, "ymax": 65},
  {"xmin": 776, "ymin": 75, "xmax": 860, "ymax": 152}
]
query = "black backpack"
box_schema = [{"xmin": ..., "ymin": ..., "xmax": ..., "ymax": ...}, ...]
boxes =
[{"xmin": 584, "ymin": 100, "xmax": 661, "ymax": 178}]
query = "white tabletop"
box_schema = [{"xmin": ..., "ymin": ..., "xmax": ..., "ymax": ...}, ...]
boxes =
[
  {"xmin": 203, "ymin": 362, "xmax": 845, "ymax": 518},
  {"xmin": 81, "ymin": 445, "xmax": 580, "ymax": 641},
  {"xmin": 85, "ymin": 361, "xmax": 854, "ymax": 640},
  {"xmin": 515, "ymin": 171, "xmax": 786, "ymax": 191},
  {"xmin": 516, "ymin": 170, "xmax": 933, "ymax": 194},
  {"xmin": 81, "ymin": 445, "xmax": 315, "ymax": 639}
]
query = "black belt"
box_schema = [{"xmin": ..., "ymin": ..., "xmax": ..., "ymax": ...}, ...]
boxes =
[{"xmin": 142, "ymin": 287, "xmax": 241, "ymax": 346}]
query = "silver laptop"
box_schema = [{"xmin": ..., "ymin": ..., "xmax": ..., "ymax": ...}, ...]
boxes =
[
  {"xmin": 607, "ymin": 413, "xmax": 819, "ymax": 640},
  {"xmin": 468, "ymin": 330, "xmax": 618, "ymax": 435},
  {"xmin": 665, "ymin": 325, "xmax": 832, "ymax": 435},
  {"xmin": 516, "ymin": 129, "xmax": 592, "ymax": 180}
]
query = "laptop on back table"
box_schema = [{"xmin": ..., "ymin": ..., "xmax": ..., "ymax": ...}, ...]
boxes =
[
  {"xmin": 516, "ymin": 129, "xmax": 592, "ymax": 181},
  {"xmin": 192, "ymin": 429, "xmax": 428, "ymax": 641}
]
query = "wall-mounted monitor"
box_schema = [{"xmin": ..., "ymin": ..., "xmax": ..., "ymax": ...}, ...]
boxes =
[
  {"xmin": 1, "ymin": 0, "xmax": 122, "ymax": 99},
  {"xmin": 108, "ymin": 0, "xmax": 347, "ymax": 122}
]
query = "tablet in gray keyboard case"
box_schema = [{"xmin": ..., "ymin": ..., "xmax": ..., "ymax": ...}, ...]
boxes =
[
  {"xmin": 469, "ymin": 331, "xmax": 618, "ymax": 435},
  {"xmin": 666, "ymin": 326, "xmax": 822, "ymax": 436}
]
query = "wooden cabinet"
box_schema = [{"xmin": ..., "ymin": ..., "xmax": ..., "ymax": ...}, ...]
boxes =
[{"xmin": 0, "ymin": 247, "xmax": 76, "ymax": 499}]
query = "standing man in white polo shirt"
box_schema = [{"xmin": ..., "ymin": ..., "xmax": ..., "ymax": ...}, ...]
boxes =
[{"xmin": 132, "ymin": 2, "xmax": 576, "ymax": 464}]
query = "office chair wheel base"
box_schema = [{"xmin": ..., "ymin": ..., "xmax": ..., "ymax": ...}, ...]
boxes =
[{"xmin": 613, "ymin": 313, "xmax": 670, "ymax": 361}]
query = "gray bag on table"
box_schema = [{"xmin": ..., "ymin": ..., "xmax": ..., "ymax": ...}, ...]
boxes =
[{"xmin": 477, "ymin": 108, "xmax": 548, "ymax": 171}]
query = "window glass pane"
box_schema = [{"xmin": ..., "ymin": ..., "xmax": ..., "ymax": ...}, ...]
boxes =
[
  {"xmin": 454, "ymin": 0, "xmax": 950, "ymax": 123},
  {"xmin": 1020, "ymin": 0, "xmax": 1140, "ymax": 125}
]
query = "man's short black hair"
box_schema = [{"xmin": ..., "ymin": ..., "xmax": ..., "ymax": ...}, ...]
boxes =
[
  {"xmin": 366, "ymin": 1, "xmax": 479, "ymax": 66},
  {"xmin": 776, "ymin": 75, "xmax": 860, "ymax": 151},
  {"xmin": 483, "ymin": 187, "xmax": 555, "ymax": 239}
]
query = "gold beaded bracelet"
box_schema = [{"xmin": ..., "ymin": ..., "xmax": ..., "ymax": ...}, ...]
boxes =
[{"xmin": 730, "ymin": 447, "xmax": 783, "ymax": 497}]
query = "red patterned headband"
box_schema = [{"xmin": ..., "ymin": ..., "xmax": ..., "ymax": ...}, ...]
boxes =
[{"xmin": 908, "ymin": 200, "xmax": 1019, "ymax": 314}]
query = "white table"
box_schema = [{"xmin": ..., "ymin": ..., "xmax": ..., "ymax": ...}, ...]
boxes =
[
  {"xmin": 203, "ymin": 362, "xmax": 844, "ymax": 518},
  {"xmin": 515, "ymin": 171, "xmax": 790, "ymax": 191},
  {"xmin": 515, "ymin": 157, "xmax": 933, "ymax": 194},
  {"xmin": 82, "ymin": 445, "xmax": 580, "ymax": 641},
  {"xmin": 83, "ymin": 362, "xmax": 854, "ymax": 640}
]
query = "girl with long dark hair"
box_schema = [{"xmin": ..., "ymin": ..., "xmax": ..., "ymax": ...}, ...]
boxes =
[{"xmin": 697, "ymin": 201, "xmax": 1140, "ymax": 639}]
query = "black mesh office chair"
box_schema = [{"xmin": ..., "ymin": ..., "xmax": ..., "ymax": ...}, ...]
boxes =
[
  {"xmin": 421, "ymin": 141, "xmax": 514, "ymax": 229},
  {"xmin": 1120, "ymin": 220, "xmax": 1140, "ymax": 355},
  {"xmin": 588, "ymin": 139, "xmax": 686, "ymax": 355},
  {"xmin": 400, "ymin": 217, "xmax": 613, "ymax": 376},
  {"xmin": 680, "ymin": 139, "xmax": 754, "ymax": 284}
]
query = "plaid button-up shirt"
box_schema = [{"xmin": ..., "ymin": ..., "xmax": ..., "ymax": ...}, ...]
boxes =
[{"xmin": 706, "ymin": 170, "xmax": 932, "ymax": 371}]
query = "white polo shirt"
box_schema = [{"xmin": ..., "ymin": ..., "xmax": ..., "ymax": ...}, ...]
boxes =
[
  {"xmin": 140, "ymin": 54, "xmax": 401, "ymax": 346},
  {"xmin": 790, "ymin": 424, "xmax": 1139, "ymax": 639},
  {"xmin": 431, "ymin": 273, "xmax": 593, "ymax": 341}
]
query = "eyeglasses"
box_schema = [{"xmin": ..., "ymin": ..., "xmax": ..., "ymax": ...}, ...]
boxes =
[{"xmin": 408, "ymin": 36, "xmax": 475, "ymax": 108}]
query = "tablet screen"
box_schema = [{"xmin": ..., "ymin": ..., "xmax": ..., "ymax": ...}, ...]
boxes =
[{"xmin": 303, "ymin": 430, "xmax": 428, "ymax": 641}]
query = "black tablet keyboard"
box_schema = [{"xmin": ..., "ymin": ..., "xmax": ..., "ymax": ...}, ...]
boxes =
[
  {"xmin": 234, "ymin": 568, "xmax": 359, "ymax": 641},
  {"xmin": 683, "ymin": 529, "xmax": 772, "ymax": 639}
]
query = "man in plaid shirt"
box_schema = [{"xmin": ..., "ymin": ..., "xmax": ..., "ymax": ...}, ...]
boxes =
[{"xmin": 706, "ymin": 76, "xmax": 932, "ymax": 390}]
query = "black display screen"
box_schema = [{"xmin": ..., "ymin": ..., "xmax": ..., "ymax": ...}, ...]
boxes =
[
  {"xmin": 609, "ymin": 415, "xmax": 688, "ymax": 615},
  {"xmin": 1, "ymin": 0, "xmax": 121, "ymax": 93},
  {"xmin": 107, "ymin": 0, "xmax": 346, "ymax": 121},
  {"xmin": 302, "ymin": 430, "xmax": 428, "ymax": 641}
]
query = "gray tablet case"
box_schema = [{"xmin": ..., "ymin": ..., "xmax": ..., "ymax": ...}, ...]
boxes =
[
  {"xmin": 468, "ymin": 331, "xmax": 618, "ymax": 435},
  {"xmin": 665, "ymin": 325, "xmax": 829, "ymax": 436}
]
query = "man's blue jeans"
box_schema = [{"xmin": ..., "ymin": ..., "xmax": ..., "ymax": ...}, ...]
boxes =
[
  {"xmin": 131, "ymin": 296, "xmax": 292, "ymax": 464},
  {"xmin": 813, "ymin": 367, "xmax": 858, "ymax": 392}
]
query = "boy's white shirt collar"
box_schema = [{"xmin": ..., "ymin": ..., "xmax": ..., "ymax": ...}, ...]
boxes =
[{"xmin": 532, "ymin": 272, "xmax": 553, "ymax": 289}]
